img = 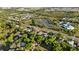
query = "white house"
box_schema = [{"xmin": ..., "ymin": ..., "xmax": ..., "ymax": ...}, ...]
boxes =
[
  {"xmin": 63, "ymin": 22, "xmax": 74, "ymax": 30},
  {"xmin": 60, "ymin": 21, "xmax": 74, "ymax": 30},
  {"xmin": 26, "ymin": 26, "xmax": 33, "ymax": 32},
  {"xmin": 77, "ymin": 43, "xmax": 79, "ymax": 46},
  {"xmin": 15, "ymin": 25, "xmax": 19, "ymax": 28},
  {"xmin": 37, "ymin": 31, "xmax": 48, "ymax": 37},
  {"xmin": 67, "ymin": 40, "xmax": 74, "ymax": 46}
]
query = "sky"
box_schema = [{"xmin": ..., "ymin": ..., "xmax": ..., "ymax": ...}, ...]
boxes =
[{"xmin": 0, "ymin": 0, "xmax": 78, "ymax": 7}]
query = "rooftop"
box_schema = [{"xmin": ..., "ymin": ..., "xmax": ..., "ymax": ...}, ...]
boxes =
[{"xmin": 60, "ymin": 21, "xmax": 74, "ymax": 30}]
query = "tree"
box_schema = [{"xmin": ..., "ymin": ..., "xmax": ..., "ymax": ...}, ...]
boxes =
[
  {"xmin": 45, "ymin": 36, "xmax": 56, "ymax": 45},
  {"xmin": 21, "ymin": 34, "xmax": 30, "ymax": 43},
  {"xmin": 76, "ymin": 47, "xmax": 79, "ymax": 50},
  {"xmin": 60, "ymin": 41, "xmax": 72, "ymax": 51},
  {"xmin": 56, "ymin": 33, "xmax": 64, "ymax": 39},
  {"xmin": 5, "ymin": 21, "xmax": 13, "ymax": 29},
  {"xmin": 29, "ymin": 31, "xmax": 36, "ymax": 43},
  {"xmin": 52, "ymin": 41, "xmax": 62, "ymax": 51},
  {"xmin": 36, "ymin": 35, "xmax": 43, "ymax": 44},
  {"xmin": 45, "ymin": 38, "xmax": 49, "ymax": 45},
  {"xmin": 70, "ymin": 47, "xmax": 77, "ymax": 51},
  {"xmin": 25, "ymin": 43, "xmax": 32, "ymax": 50},
  {"xmin": 32, "ymin": 19, "xmax": 35, "ymax": 26},
  {"xmin": 29, "ymin": 35, "xmax": 35, "ymax": 43},
  {"xmin": 24, "ymin": 38, "xmax": 30, "ymax": 43},
  {"xmin": 7, "ymin": 34, "xmax": 14, "ymax": 42},
  {"xmin": 49, "ymin": 36, "xmax": 56, "ymax": 43}
]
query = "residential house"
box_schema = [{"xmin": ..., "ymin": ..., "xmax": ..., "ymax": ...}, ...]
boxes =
[
  {"xmin": 26, "ymin": 26, "xmax": 33, "ymax": 32},
  {"xmin": 60, "ymin": 21, "xmax": 74, "ymax": 30},
  {"xmin": 67, "ymin": 40, "xmax": 74, "ymax": 46},
  {"xmin": 37, "ymin": 31, "xmax": 48, "ymax": 37}
]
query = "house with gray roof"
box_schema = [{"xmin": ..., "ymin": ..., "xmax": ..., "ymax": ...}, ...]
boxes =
[{"xmin": 60, "ymin": 21, "xmax": 74, "ymax": 30}]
